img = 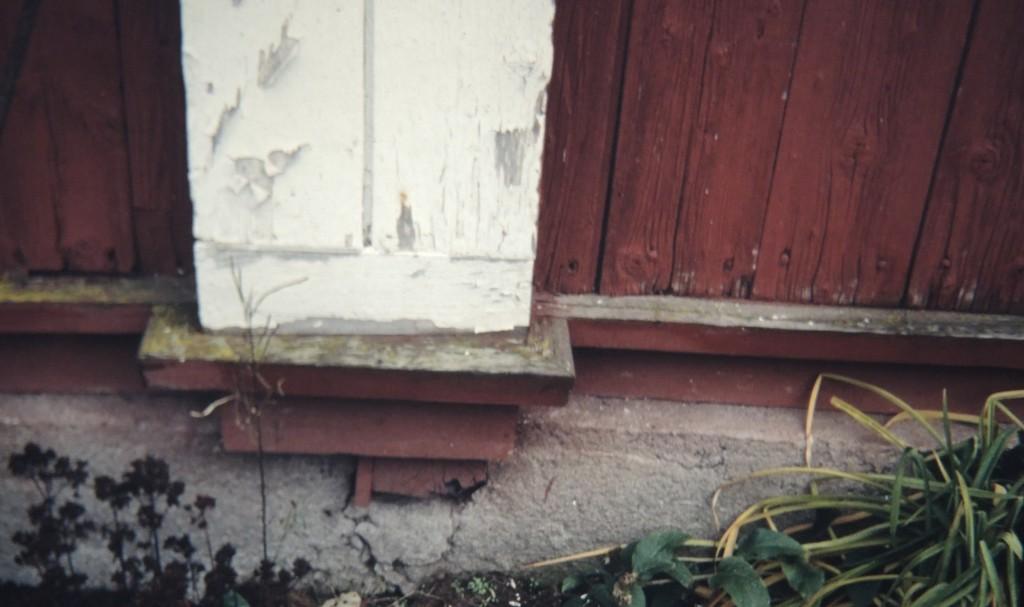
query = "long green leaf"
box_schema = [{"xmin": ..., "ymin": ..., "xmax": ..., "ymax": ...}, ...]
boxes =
[
  {"xmin": 890, "ymin": 450, "xmax": 910, "ymax": 538},
  {"xmin": 973, "ymin": 427, "xmax": 1016, "ymax": 489},
  {"xmin": 979, "ymin": 540, "xmax": 1005, "ymax": 606},
  {"xmin": 830, "ymin": 397, "xmax": 909, "ymax": 449},
  {"xmin": 956, "ymin": 471, "xmax": 976, "ymax": 566},
  {"xmin": 1007, "ymin": 544, "xmax": 1019, "ymax": 607},
  {"xmin": 819, "ymin": 374, "xmax": 944, "ymax": 445},
  {"xmin": 936, "ymin": 503, "xmax": 964, "ymax": 584},
  {"xmin": 907, "ymin": 582, "xmax": 952, "ymax": 607},
  {"xmin": 1000, "ymin": 531, "xmax": 1023, "ymax": 560}
]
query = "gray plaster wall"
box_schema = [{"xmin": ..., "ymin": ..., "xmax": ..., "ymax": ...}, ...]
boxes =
[{"xmin": 0, "ymin": 392, "xmax": 900, "ymax": 594}]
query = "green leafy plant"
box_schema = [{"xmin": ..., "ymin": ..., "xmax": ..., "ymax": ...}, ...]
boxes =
[
  {"xmin": 460, "ymin": 575, "xmax": 499, "ymax": 606},
  {"xmin": 550, "ymin": 375, "xmax": 1024, "ymax": 606}
]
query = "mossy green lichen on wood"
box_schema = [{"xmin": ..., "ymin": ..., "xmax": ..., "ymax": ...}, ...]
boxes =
[
  {"xmin": 140, "ymin": 304, "xmax": 574, "ymax": 378},
  {"xmin": 0, "ymin": 276, "xmax": 194, "ymax": 306},
  {"xmin": 538, "ymin": 294, "xmax": 1024, "ymax": 340}
]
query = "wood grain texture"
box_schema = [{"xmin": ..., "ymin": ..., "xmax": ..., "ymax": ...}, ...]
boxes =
[
  {"xmin": 672, "ymin": 0, "xmax": 803, "ymax": 298},
  {"xmin": 0, "ymin": 335, "xmax": 147, "ymax": 393},
  {"xmin": 144, "ymin": 360, "xmax": 573, "ymax": 408},
  {"xmin": 566, "ymin": 318, "xmax": 1024, "ymax": 371},
  {"xmin": 905, "ymin": 0, "xmax": 1024, "ymax": 313},
  {"xmin": 536, "ymin": 293, "xmax": 1024, "ymax": 340},
  {"xmin": 35, "ymin": 0, "xmax": 136, "ymax": 272},
  {"xmin": 573, "ymin": 348, "xmax": 1024, "ymax": 414},
  {"xmin": 0, "ymin": 303, "xmax": 152, "ymax": 334},
  {"xmin": 219, "ymin": 399, "xmax": 518, "ymax": 460},
  {"xmin": 599, "ymin": 0, "xmax": 715, "ymax": 294},
  {"xmin": 0, "ymin": 0, "xmax": 62, "ymax": 272},
  {"xmin": 117, "ymin": 0, "xmax": 193, "ymax": 275},
  {"xmin": 533, "ymin": 0, "xmax": 631, "ymax": 293},
  {"xmin": 751, "ymin": 0, "xmax": 972, "ymax": 306}
]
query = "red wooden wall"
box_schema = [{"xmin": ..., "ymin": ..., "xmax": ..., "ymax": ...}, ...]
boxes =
[
  {"xmin": 0, "ymin": 0, "xmax": 191, "ymax": 276},
  {"xmin": 535, "ymin": 0, "xmax": 1024, "ymax": 314}
]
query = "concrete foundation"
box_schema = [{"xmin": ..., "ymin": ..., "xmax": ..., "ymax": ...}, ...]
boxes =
[{"xmin": 0, "ymin": 392, "xmax": 900, "ymax": 593}]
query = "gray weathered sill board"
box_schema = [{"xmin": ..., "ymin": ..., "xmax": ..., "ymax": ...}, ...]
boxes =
[
  {"xmin": 140, "ymin": 304, "xmax": 575, "ymax": 379},
  {"xmin": 535, "ymin": 294, "xmax": 1024, "ymax": 341}
]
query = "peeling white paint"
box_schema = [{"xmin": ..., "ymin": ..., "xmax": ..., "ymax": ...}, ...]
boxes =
[
  {"xmin": 183, "ymin": 0, "xmax": 554, "ymax": 334},
  {"xmin": 370, "ymin": 1, "xmax": 554, "ymax": 257},
  {"xmin": 182, "ymin": 0, "xmax": 364, "ymax": 248}
]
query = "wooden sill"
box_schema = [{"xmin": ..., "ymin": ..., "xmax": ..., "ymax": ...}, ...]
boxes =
[
  {"xmin": 0, "ymin": 276, "xmax": 194, "ymax": 334},
  {"xmin": 220, "ymin": 398, "xmax": 517, "ymax": 460},
  {"xmin": 139, "ymin": 304, "xmax": 575, "ymax": 406},
  {"xmin": 535, "ymin": 294, "xmax": 1024, "ymax": 370}
]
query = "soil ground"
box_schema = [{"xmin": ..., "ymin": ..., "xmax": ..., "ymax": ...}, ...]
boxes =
[{"xmin": 0, "ymin": 573, "xmax": 564, "ymax": 607}]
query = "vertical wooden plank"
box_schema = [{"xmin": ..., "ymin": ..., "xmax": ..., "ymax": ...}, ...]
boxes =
[
  {"xmin": 672, "ymin": 0, "xmax": 804, "ymax": 298},
  {"xmin": 0, "ymin": 0, "xmax": 62, "ymax": 272},
  {"xmin": 752, "ymin": 0, "xmax": 972, "ymax": 306},
  {"xmin": 533, "ymin": 0, "xmax": 631, "ymax": 294},
  {"xmin": 117, "ymin": 0, "xmax": 193, "ymax": 275},
  {"xmin": 599, "ymin": 0, "xmax": 715, "ymax": 295},
  {"xmin": 36, "ymin": 0, "xmax": 136, "ymax": 272},
  {"xmin": 906, "ymin": 0, "xmax": 1024, "ymax": 313}
]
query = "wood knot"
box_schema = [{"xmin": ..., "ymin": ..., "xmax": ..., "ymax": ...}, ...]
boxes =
[
  {"xmin": 967, "ymin": 139, "xmax": 1004, "ymax": 182},
  {"xmin": 659, "ymin": 12, "xmax": 686, "ymax": 40},
  {"xmin": 617, "ymin": 247, "xmax": 658, "ymax": 281},
  {"xmin": 839, "ymin": 127, "xmax": 876, "ymax": 170},
  {"xmin": 779, "ymin": 249, "xmax": 791, "ymax": 266},
  {"xmin": 712, "ymin": 43, "xmax": 731, "ymax": 67}
]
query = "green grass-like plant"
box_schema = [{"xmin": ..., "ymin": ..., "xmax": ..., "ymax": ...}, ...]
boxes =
[{"xmin": 549, "ymin": 375, "xmax": 1024, "ymax": 607}]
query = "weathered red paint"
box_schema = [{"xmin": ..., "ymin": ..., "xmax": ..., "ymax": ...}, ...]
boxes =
[
  {"xmin": 573, "ymin": 348, "xmax": 1024, "ymax": 415},
  {"xmin": 533, "ymin": 0, "xmax": 632, "ymax": 294},
  {"xmin": 600, "ymin": 0, "xmax": 715, "ymax": 295},
  {"xmin": 671, "ymin": 0, "xmax": 803, "ymax": 298},
  {"xmin": 36, "ymin": 0, "xmax": 137, "ymax": 272},
  {"xmin": 144, "ymin": 360, "xmax": 572, "ymax": 407},
  {"xmin": 0, "ymin": 0, "xmax": 192, "ymax": 276},
  {"xmin": 0, "ymin": 0, "xmax": 62, "ymax": 272},
  {"xmin": 219, "ymin": 398, "xmax": 519, "ymax": 461},
  {"xmin": 352, "ymin": 458, "xmax": 374, "ymax": 508},
  {"xmin": 117, "ymin": 0, "xmax": 194, "ymax": 275},
  {"xmin": 0, "ymin": 303, "xmax": 152, "ymax": 334},
  {"xmin": 905, "ymin": 0, "xmax": 1024, "ymax": 314},
  {"xmin": 0, "ymin": 335, "xmax": 147, "ymax": 393},
  {"xmin": 567, "ymin": 318, "xmax": 1024, "ymax": 371}
]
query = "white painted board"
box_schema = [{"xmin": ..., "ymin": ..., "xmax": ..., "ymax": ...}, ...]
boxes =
[
  {"xmin": 183, "ymin": 0, "xmax": 554, "ymax": 334},
  {"xmin": 370, "ymin": 0, "xmax": 555, "ymax": 258},
  {"xmin": 195, "ymin": 242, "xmax": 533, "ymax": 334},
  {"xmin": 181, "ymin": 0, "xmax": 364, "ymax": 249}
]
